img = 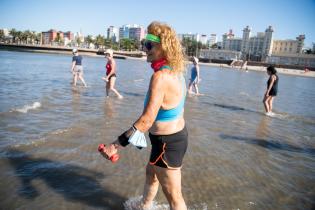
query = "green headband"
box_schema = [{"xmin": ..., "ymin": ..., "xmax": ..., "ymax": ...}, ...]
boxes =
[{"xmin": 146, "ymin": 34, "xmax": 161, "ymax": 43}]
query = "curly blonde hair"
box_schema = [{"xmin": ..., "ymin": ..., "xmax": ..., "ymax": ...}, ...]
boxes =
[{"xmin": 147, "ymin": 21, "xmax": 186, "ymax": 74}]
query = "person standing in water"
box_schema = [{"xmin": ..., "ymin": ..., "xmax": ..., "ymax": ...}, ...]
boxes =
[
  {"xmin": 188, "ymin": 56, "xmax": 201, "ymax": 95},
  {"xmin": 263, "ymin": 65, "xmax": 279, "ymax": 116},
  {"xmin": 102, "ymin": 49, "xmax": 123, "ymax": 99},
  {"xmin": 71, "ymin": 49, "xmax": 87, "ymax": 87},
  {"xmin": 100, "ymin": 21, "xmax": 188, "ymax": 209}
]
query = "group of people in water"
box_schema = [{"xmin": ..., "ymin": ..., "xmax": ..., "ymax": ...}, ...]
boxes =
[
  {"xmin": 71, "ymin": 48, "xmax": 123, "ymax": 98},
  {"xmin": 70, "ymin": 21, "xmax": 279, "ymax": 209}
]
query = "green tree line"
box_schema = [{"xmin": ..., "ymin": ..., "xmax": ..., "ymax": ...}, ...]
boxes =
[{"xmin": 0, "ymin": 29, "xmax": 41, "ymax": 44}]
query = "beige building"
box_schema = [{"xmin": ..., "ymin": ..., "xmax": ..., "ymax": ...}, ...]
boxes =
[
  {"xmin": 266, "ymin": 53, "xmax": 315, "ymax": 68},
  {"xmin": 200, "ymin": 49, "xmax": 242, "ymax": 60},
  {"xmin": 272, "ymin": 35, "xmax": 305, "ymax": 54}
]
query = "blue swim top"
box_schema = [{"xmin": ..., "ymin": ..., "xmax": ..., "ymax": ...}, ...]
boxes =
[{"xmin": 144, "ymin": 65, "xmax": 186, "ymax": 122}]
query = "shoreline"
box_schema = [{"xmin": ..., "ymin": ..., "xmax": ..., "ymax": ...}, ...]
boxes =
[
  {"xmin": 1, "ymin": 45, "xmax": 314, "ymax": 78},
  {"xmin": 196, "ymin": 62, "xmax": 315, "ymax": 78}
]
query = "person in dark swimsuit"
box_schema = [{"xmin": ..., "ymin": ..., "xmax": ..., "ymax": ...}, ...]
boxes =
[
  {"xmin": 263, "ymin": 65, "xmax": 279, "ymax": 116},
  {"xmin": 102, "ymin": 49, "xmax": 123, "ymax": 99}
]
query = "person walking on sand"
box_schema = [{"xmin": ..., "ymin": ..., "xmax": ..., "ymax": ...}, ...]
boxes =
[
  {"xmin": 71, "ymin": 49, "xmax": 87, "ymax": 87},
  {"xmin": 100, "ymin": 21, "xmax": 188, "ymax": 209},
  {"xmin": 102, "ymin": 49, "xmax": 123, "ymax": 99},
  {"xmin": 188, "ymin": 56, "xmax": 201, "ymax": 95},
  {"xmin": 263, "ymin": 65, "xmax": 279, "ymax": 116}
]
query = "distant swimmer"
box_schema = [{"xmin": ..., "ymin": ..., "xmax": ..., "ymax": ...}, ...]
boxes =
[
  {"xmin": 98, "ymin": 21, "xmax": 188, "ymax": 209},
  {"xmin": 102, "ymin": 49, "xmax": 123, "ymax": 99},
  {"xmin": 263, "ymin": 65, "xmax": 279, "ymax": 116},
  {"xmin": 71, "ymin": 49, "xmax": 87, "ymax": 87},
  {"xmin": 188, "ymin": 56, "xmax": 202, "ymax": 95}
]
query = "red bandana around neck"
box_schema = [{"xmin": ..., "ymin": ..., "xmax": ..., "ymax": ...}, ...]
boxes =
[{"xmin": 151, "ymin": 58, "xmax": 167, "ymax": 72}]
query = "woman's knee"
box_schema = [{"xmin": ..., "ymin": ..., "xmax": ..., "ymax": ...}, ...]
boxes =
[{"xmin": 161, "ymin": 185, "xmax": 183, "ymax": 201}]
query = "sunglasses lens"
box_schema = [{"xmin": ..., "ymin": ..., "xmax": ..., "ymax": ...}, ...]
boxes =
[{"xmin": 144, "ymin": 41, "xmax": 153, "ymax": 51}]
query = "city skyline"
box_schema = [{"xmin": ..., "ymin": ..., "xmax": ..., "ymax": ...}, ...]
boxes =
[{"xmin": 1, "ymin": 0, "xmax": 314, "ymax": 47}]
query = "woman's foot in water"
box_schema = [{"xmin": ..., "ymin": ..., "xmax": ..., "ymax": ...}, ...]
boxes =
[{"xmin": 265, "ymin": 112, "xmax": 275, "ymax": 117}]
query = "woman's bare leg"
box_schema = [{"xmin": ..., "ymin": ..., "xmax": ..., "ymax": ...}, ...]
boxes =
[
  {"xmin": 193, "ymin": 84, "xmax": 199, "ymax": 95},
  {"xmin": 141, "ymin": 164, "xmax": 160, "ymax": 209},
  {"xmin": 268, "ymin": 97, "xmax": 274, "ymax": 113},
  {"xmin": 154, "ymin": 166, "xmax": 187, "ymax": 210},
  {"xmin": 109, "ymin": 77, "xmax": 123, "ymax": 98},
  {"xmin": 106, "ymin": 82, "xmax": 110, "ymax": 97},
  {"xmin": 263, "ymin": 96, "xmax": 269, "ymax": 113},
  {"xmin": 78, "ymin": 72, "xmax": 87, "ymax": 87},
  {"xmin": 73, "ymin": 73, "xmax": 78, "ymax": 86}
]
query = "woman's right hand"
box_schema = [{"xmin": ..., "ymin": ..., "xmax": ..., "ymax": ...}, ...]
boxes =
[
  {"xmin": 102, "ymin": 77, "xmax": 109, "ymax": 82},
  {"xmin": 100, "ymin": 144, "xmax": 118, "ymax": 159}
]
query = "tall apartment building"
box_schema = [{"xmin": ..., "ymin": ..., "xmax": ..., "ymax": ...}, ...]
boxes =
[
  {"xmin": 240, "ymin": 26, "xmax": 274, "ymax": 61},
  {"xmin": 119, "ymin": 24, "xmax": 144, "ymax": 41},
  {"xmin": 199, "ymin": 34, "xmax": 208, "ymax": 45},
  {"xmin": 208, "ymin": 34, "xmax": 217, "ymax": 47},
  {"xmin": 272, "ymin": 35, "xmax": 305, "ymax": 54},
  {"xmin": 129, "ymin": 26, "xmax": 145, "ymax": 41},
  {"xmin": 107, "ymin": 26, "xmax": 119, "ymax": 42}
]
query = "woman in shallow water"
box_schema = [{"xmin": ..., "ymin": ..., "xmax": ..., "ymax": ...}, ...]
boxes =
[
  {"xmin": 100, "ymin": 21, "xmax": 188, "ymax": 209},
  {"xmin": 263, "ymin": 65, "xmax": 279, "ymax": 116},
  {"xmin": 102, "ymin": 49, "xmax": 123, "ymax": 99}
]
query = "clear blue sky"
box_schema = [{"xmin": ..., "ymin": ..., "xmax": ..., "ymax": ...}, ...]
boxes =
[{"xmin": 1, "ymin": 0, "xmax": 314, "ymax": 47}]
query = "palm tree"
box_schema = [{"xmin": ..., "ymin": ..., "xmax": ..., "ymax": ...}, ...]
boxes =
[
  {"xmin": 85, "ymin": 35, "xmax": 94, "ymax": 48},
  {"xmin": 0, "ymin": 29, "xmax": 4, "ymax": 42},
  {"xmin": 22, "ymin": 30, "xmax": 32, "ymax": 44},
  {"xmin": 54, "ymin": 33, "xmax": 64, "ymax": 46},
  {"xmin": 95, "ymin": 34, "xmax": 105, "ymax": 49},
  {"xmin": 35, "ymin": 32, "xmax": 41, "ymax": 45},
  {"xmin": 9, "ymin": 28, "xmax": 18, "ymax": 43},
  {"xmin": 120, "ymin": 38, "xmax": 136, "ymax": 51},
  {"xmin": 104, "ymin": 38, "xmax": 112, "ymax": 49},
  {"xmin": 15, "ymin": 31, "xmax": 23, "ymax": 44}
]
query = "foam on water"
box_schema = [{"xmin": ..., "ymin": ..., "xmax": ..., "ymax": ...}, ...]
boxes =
[
  {"xmin": 123, "ymin": 196, "xmax": 168, "ymax": 210},
  {"xmin": 123, "ymin": 196, "xmax": 208, "ymax": 210},
  {"xmin": 12, "ymin": 101, "xmax": 41, "ymax": 113}
]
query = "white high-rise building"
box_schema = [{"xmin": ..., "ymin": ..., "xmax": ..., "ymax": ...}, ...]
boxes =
[
  {"xmin": 119, "ymin": 24, "xmax": 144, "ymax": 41},
  {"xmin": 241, "ymin": 26, "xmax": 274, "ymax": 61},
  {"xmin": 241, "ymin": 26, "xmax": 251, "ymax": 55},
  {"xmin": 107, "ymin": 26, "xmax": 119, "ymax": 42},
  {"xmin": 199, "ymin": 34, "xmax": 208, "ymax": 45},
  {"xmin": 262, "ymin": 26, "xmax": 274, "ymax": 58},
  {"xmin": 208, "ymin": 34, "xmax": 217, "ymax": 47}
]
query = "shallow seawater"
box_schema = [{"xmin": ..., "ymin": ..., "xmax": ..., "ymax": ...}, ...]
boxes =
[{"xmin": 0, "ymin": 50, "xmax": 314, "ymax": 210}]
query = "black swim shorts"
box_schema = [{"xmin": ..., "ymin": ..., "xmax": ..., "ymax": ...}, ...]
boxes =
[
  {"xmin": 149, "ymin": 126, "xmax": 188, "ymax": 169},
  {"xmin": 108, "ymin": 74, "xmax": 117, "ymax": 80}
]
